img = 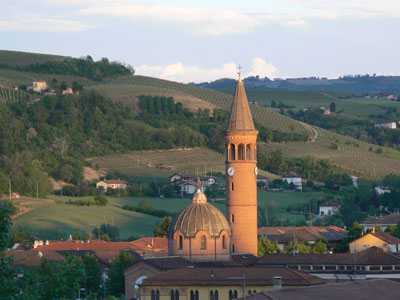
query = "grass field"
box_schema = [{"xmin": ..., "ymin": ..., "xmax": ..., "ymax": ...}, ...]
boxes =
[{"xmin": 12, "ymin": 189, "xmax": 318, "ymax": 239}]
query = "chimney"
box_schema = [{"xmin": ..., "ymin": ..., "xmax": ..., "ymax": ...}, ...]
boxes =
[{"xmin": 273, "ymin": 276, "xmax": 282, "ymax": 290}]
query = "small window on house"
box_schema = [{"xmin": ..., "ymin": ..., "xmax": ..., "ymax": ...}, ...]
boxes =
[
  {"xmin": 229, "ymin": 291, "xmax": 233, "ymax": 300},
  {"xmin": 230, "ymin": 144, "xmax": 236, "ymax": 161},
  {"xmin": 190, "ymin": 290, "xmax": 195, "ymax": 300},
  {"xmin": 238, "ymin": 144, "xmax": 245, "ymax": 160},
  {"xmin": 253, "ymin": 290, "xmax": 257, "ymax": 294},
  {"xmin": 151, "ymin": 290, "xmax": 155, "ymax": 300},
  {"xmin": 232, "ymin": 244, "xmax": 235, "ymax": 253},
  {"xmin": 246, "ymin": 144, "xmax": 251, "ymax": 160},
  {"xmin": 231, "ymin": 214, "xmax": 235, "ymax": 223},
  {"xmin": 222, "ymin": 235, "xmax": 226, "ymax": 249},
  {"xmin": 201, "ymin": 236, "xmax": 207, "ymax": 249},
  {"xmin": 178, "ymin": 235, "xmax": 183, "ymax": 250}
]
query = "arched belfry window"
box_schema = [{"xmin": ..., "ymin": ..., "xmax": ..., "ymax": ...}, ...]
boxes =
[
  {"xmin": 178, "ymin": 235, "xmax": 183, "ymax": 249},
  {"xmin": 238, "ymin": 144, "xmax": 245, "ymax": 160},
  {"xmin": 246, "ymin": 144, "xmax": 251, "ymax": 160},
  {"xmin": 230, "ymin": 144, "xmax": 236, "ymax": 161},
  {"xmin": 201, "ymin": 236, "xmax": 207, "ymax": 249},
  {"xmin": 222, "ymin": 235, "xmax": 226, "ymax": 249}
]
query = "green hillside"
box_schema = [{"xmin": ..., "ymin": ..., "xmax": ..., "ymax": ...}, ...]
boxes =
[{"xmin": 0, "ymin": 49, "xmax": 400, "ymax": 180}]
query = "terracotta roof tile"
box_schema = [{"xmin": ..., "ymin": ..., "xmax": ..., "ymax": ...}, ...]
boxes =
[
  {"xmin": 241, "ymin": 279, "xmax": 400, "ymax": 300},
  {"xmin": 362, "ymin": 213, "xmax": 400, "ymax": 225},
  {"xmin": 142, "ymin": 266, "xmax": 326, "ymax": 286}
]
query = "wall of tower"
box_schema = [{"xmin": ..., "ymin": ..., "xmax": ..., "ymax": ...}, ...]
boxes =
[{"xmin": 225, "ymin": 132, "xmax": 258, "ymax": 255}]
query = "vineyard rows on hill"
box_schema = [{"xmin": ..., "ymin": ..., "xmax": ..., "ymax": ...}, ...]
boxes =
[
  {"xmin": 0, "ymin": 50, "xmax": 69, "ymax": 66},
  {"xmin": 89, "ymin": 147, "xmax": 227, "ymax": 178}
]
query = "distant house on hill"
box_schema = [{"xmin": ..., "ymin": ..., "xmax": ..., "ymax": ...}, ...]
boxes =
[
  {"xmin": 374, "ymin": 121, "xmax": 397, "ymax": 129},
  {"xmin": 283, "ymin": 173, "xmax": 302, "ymax": 191},
  {"xmin": 360, "ymin": 213, "xmax": 400, "ymax": 232},
  {"xmin": 30, "ymin": 81, "xmax": 47, "ymax": 93},
  {"xmin": 62, "ymin": 87, "xmax": 74, "ymax": 95},
  {"xmin": 372, "ymin": 93, "xmax": 395, "ymax": 100},
  {"xmin": 0, "ymin": 192, "xmax": 20, "ymax": 199},
  {"xmin": 349, "ymin": 232, "xmax": 400, "ymax": 253},
  {"xmin": 170, "ymin": 173, "xmax": 215, "ymax": 189},
  {"xmin": 375, "ymin": 186, "xmax": 391, "ymax": 196},
  {"xmin": 319, "ymin": 201, "xmax": 341, "ymax": 217},
  {"xmin": 257, "ymin": 175, "xmax": 268, "ymax": 188},
  {"xmin": 96, "ymin": 179, "xmax": 128, "ymax": 190}
]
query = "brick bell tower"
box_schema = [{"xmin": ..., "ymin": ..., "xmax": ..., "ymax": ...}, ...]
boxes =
[{"xmin": 225, "ymin": 70, "xmax": 258, "ymax": 256}]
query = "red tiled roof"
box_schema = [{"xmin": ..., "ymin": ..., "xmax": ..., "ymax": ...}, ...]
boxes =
[
  {"xmin": 33, "ymin": 238, "xmax": 168, "ymax": 253},
  {"xmin": 369, "ymin": 232, "xmax": 400, "ymax": 244},
  {"xmin": 241, "ymin": 279, "xmax": 400, "ymax": 300},
  {"xmin": 102, "ymin": 180, "xmax": 128, "ymax": 184},
  {"xmin": 361, "ymin": 213, "xmax": 400, "ymax": 225},
  {"xmin": 256, "ymin": 246, "xmax": 400, "ymax": 266},
  {"xmin": 319, "ymin": 201, "xmax": 340, "ymax": 207},
  {"xmin": 142, "ymin": 266, "xmax": 326, "ymax": 287}
]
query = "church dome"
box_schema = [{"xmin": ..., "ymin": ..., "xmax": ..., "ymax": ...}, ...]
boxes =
[{"xmin": 168, "ymin": 188, "xmax": 230, "ymax": 238}]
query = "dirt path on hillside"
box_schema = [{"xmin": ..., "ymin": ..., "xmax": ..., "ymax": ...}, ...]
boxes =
[{"xmin": 298, "ymin": 121, "xmax": 319, "ymax": 142}]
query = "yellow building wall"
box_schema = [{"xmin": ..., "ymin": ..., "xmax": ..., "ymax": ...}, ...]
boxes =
[
  {"xmin": 141, "ymin": 285, "xmax": 276, "ymax": 300},
  {"xmin": 349, "ymin": 234, "xmax": 391, "ymax": 253}
]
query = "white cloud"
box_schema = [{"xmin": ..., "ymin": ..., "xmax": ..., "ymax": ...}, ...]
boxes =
[
  {"xmin": 0, "ymin": 13, "xmax": 92, "ymax": 32},
  {"xmin": 135, "ymin": 58, "xmax": 279, "ymax": 83}
]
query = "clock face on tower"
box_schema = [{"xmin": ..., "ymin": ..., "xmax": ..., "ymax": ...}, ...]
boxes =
[
  {"xmin": 227, "ymin": 167, "xmax": 235, "ymax": 177},
  {"xmin": 254, "ymin": 167, "xmax": 258, "ymax": 176}
]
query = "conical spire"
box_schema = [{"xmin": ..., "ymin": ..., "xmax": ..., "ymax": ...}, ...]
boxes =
[{"xmin": 227, "ymin": 75, "xmax": 255, "ymax": 131}]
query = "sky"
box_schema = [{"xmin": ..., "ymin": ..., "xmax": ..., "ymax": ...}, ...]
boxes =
[{"xmin": 1, "ymin": 0, "xmax": 400, "ymax": 83}]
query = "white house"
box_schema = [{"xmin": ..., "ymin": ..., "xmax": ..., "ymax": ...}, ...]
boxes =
[
  {"xmin": 177, "ymin": 182, "xmax": 206, "ymax": 196},
  {"xmin": 96, "ymin": 179, "xmax": 128, "ymax": 190},
  {"xmin": 283, "ymin": 173, "xmax": 302, "ymax": 191},
  {"xmin": 170, "ymin": 173, "xmax": 215, "ymax": 186},
  {"xmin": 319, "ymin": 201, "xmax": 341, "ymax": 217},
  {"xmin": 31, "ymin": 81, "xmax": 47, "ymax": 93},
  {"xmin": 375, "ymin": 186, "xmax": 391, "ymax": 196},
  {"xmin": 374, "ymin": 121, "xmax": 397, "ymax": 129}
]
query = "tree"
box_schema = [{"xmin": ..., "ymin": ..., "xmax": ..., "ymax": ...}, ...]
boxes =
[
  {"xmin": 107, "ymin": 251, "xmax": 135, "ymax": 296},
  {"xmin": 154, "ymin": 216, "xmax": 172, "ymax": 237},
  {"xmin": 83, "ymin": 253, "xmax": 102, "ymax": 296},
  {"xmin": 329, "ymin": 102, "xmax": 336, "ymax": 113},
  {"xmin": 258, "ymin": 236, "xmax": 280, "ymax": 257},
  {"xmin": 93, "ymin": 223, "xmax": 120, "ymax": 241}
]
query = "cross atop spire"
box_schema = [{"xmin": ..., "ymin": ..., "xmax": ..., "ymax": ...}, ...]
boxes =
[{"xmin": 237, "ymin": 64, "xmax": 243, "ymax": 78}]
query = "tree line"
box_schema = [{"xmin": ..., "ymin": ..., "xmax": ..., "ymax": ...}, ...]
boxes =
[{"xmin": 0, "ymin": 55, "xmax": 134, "ymax": 81}]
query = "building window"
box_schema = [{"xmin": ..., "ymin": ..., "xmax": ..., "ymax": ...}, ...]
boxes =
[
  {"xmin": 238, "ymin": 144, "xmax": 245, "ymax": 160},
  {"xmin": 175, "ymin": 290, "xmax": 180, "ymax": 300},
  {"xmin": 190, "ymin": 291, "xmax": 194, "ymax": 300},
  {"xmin": 178, "ymin": 235, "xmax": 183, "ymax": 250},
  {"xmin": 231, "ymin": 214, "xmax": 234, "ymax": 223},
  {"xmin": 234, "ymin": 290, "xmax": 238, "ymax": 299},
  {"xmin": 156, "ymin": 290, "xmax": 160, "ymax": 300},
  {"xmin": 195, "ymin": 290, "xmax": 199, "ymax": 300},
  {"xmin": 201, "ymin": 236, "xmax": 207, "ymax": 250},
  {"xmin": 210, "ymin": 291, "xmax": 214, "ymax": 300},
  {"xmin": 253, "ymin": 290, "xmax": 256, "ymax": 294},
  {"xmin": 246, "ymin": 144, "xmax": 251, "ymax": 160},
  {"xmin": 229, "ymin": 290, "xmax": 233, "ymax": 300},
  {"xmin": 215, "ymin": 290, "xmax": 218, "ymax": 300},
  {"xmin": 222, "ymin": 235, "xmax": 226, "ymax": 249},
  {"xmin": 230, "ymin": 144, "xmax": 236, "ymax": 161},
  {"xmin": 171, "ymin": 290, "xmax": 175, "ymax": 300},
  {"xmin": 232, "ymin": 244, "xmax": 235, "ymax": 253},
  {"xmin": 248, "ymin": 290, "xmax": 252, "ymax": 295},
  {"xmin": 231, "ymin": 182, "xmax": 234, "ymax": 191},
  {"xmin": 151, "ymin": 290, "xmax": 155, "ymax": 300}
]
